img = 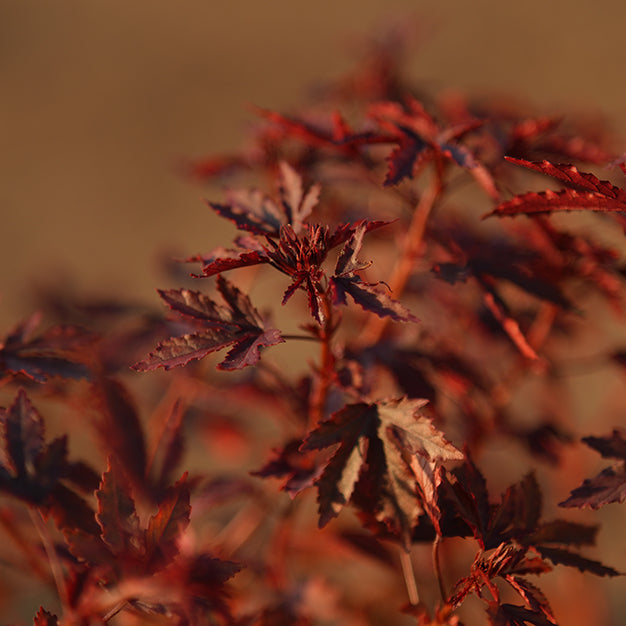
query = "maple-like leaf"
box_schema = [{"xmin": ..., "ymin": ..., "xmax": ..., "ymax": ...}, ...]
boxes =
[
  {"xmin": 330, "ymin": 222, "xmax": 419, "ymax": 322},
  {"xmin": 148, "ymin": 398, "xmax": 187, "ymax": 493},
  {"xmin": 488, "ymin": 603, "xmax": 556, "ymax": 626},
  {"xmin": 0, "ymin": 313, "xmax": 92, "ymax": 382},
  {"xmin": 301, "ymin": 397, "xmax": 462, "ymax": 549},
  {"xmin": 167, "ymin": 552, "xmax": 242, "ymax": 620},
  {"xmin": 559, "ymin": 429, "xmax": 626, "ymax": 509},
  {"xmin": 433, "ymin": 255, "xmax": 575, "ymax": 312},
  {"xmin": 145, "ymin": 473, "xmax": 191, "ymax": 568},
  {"xmin": 73, "ymin": 459, "xmax": 191, "ymax": 578},
  {"xmin": 251, "ymin": 438, "xmax": 323, "ymax": 498},
  {"xmin": 485, "ymin": 158, "xmax": 626, "ymax": 218},
  {"xmin": 1, "ymin": 387, "xmax": 44, "ymax": 479},
  {"xmin": 206, "ymin": 161, "xmax": 320, "ymax": 236},
  {"xmin": 198, "ymin": 220, "xmax": 389, "ymax": 324},
  {"xmin": 96, "ymin": 456, "xmax": 141, "ymax": 555},
  {"xmin": 91, "ymin": 377, "xmax": 147, "ymax": 486},
  {"xmin": 504, "ymin": 577, "xmax": 555, "ymax": 624},
  {"xmin": 369, "ymin": 98, "xmax": 499, "ymax": 198},
  {"xmin": 449, "ymin": 543, "xmax": 552, "ymax": 614},
  {"xmin": 535, "ymin": 545, "xmax": 620, "ymax": 577},
  {"xmin": 560, "ymin": 465, "xmax": 626, "ymax": 510},
  {"xmin": 500, "ymin": 113, "xmax": 614, "ymax": 165},
  {"xmin": 33, "ymin": 608, "xmax": 59, "ymax": 626},
  {"xmin": 443, "ymin": 460, "xmax": 617, "ymax": 578},
  {"xmin": 133, "ymin": 276, "xmax": 284, "ymax": 371},
  {"xmin": 0, "ymin": 390, "xmax": 99, "ymax": 533}
]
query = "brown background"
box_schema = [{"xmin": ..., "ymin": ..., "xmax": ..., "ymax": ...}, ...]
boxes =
[
  {"xmin": 2, "ymin": 0, "xmax": 626, "ymax": 325},
  {"xmin": 1, "ymin": 1, "xmax": 626, "ymax": 622}
]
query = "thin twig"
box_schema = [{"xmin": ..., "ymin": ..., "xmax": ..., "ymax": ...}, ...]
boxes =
[
  {"xmin": 30, "ymin": 507, "xmax": 68, "ymax": 609},
  {"xmin": 309, "ymin": 294, "xmax": 335, "ymax": 427},
  {"xmin": 361, "ymin": 172, "xmax": 442, "ymax": 345},
  {"xmin": 399, "ymin": 548, "xmax": 419, "ymax": 607},
  {"xmin": 279, "ymin": 333, "xmax": 320, "ymax": 342},
  {"xmin": 0, "ymin": 507, "xmax": 50, "ymax": 580},
  {"xmin": 432, "ymin": 535, "xmax": 447, "ymax": 602},
  {"xmin": 102, "ymin": 600, "xmax": 128, "ymax": 622}
]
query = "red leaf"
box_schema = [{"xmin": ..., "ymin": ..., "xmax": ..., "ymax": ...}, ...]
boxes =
[
  {"xmin": 536, "ymin": 546, "xmax": 621, "ymax": 577},
  {"xmin": 383, "ymin": 126, "xmax": 428, "ymax": 186},
  {"xmin": 559, "ymin": 464, "xmax": 626, "ymax": 510},
  {"xmin": 559, "ymin": 430, "xmax": 626, "ymax": 509},
  {"xmin": 527, "ymin": 520, "xmax": 597, "ymax": 547},
  {"xmin": 445, "ymin": 455, "xmax": 491, "ymax": 548},
  {"xmin": 488, "ymin": 603, "xmax": 556, "ymax": 626},
  {"xmin": 200, "ymin": 250, "xmax": 268, "ymax": 278},
  {"xmin": 486, "ymin": 158, "xmax": 626, "ymax": 218},
  {"xmin": 486, "ymin": 188, "xmax": 626, "ymax": 218},
  {"xmin": 33, "ymin": 607, "xmax": 59, "ymax": 626},
  {"xmin": 504, "ymin": 576, "xmax": 555, "ymax": 623},
  {"xmin": 145, "ymin": 473, "xmax": 191, "ymax": 566},
  {"xmin": 205, "ymin": 161, "xmax": 320, "ymax": 236},
  {"xmin": 1, "ymin": 388, "xmax": 44, "ymax": 477},
  {"xmin": 582, "ymin": 429, "xmax": 626, "ymax": 460},
  {"xmin": 0, "ymin": 313, "xmax": 92, "ymax": 382},
  {"xmin": 134, "ymin": 276, "xmax": 284, "ymax": 371},
  {"xmin": 505, "ymin": 158, "xmax": 626, "ymax": 198},
  {"xmin": 95, "ymin": 456, "xmax": 140, "ymax": 555},
  {"xmin": 302, "ymin": 397, "xmax": 461, "ymax": 549},
  {"xmin": 91, "ymin": 377, "xmax": 147, "ymax": 484},
  {"xmin": 331, "ymin": 223, "xmax": 418, "ymax": 323},
  {"xmin": 251, "ymin": 438, "xmax": 322, "ymax": 498}
]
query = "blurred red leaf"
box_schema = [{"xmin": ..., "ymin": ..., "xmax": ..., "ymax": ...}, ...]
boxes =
[
  {"xmin": 96, "ymin": 456, "xmax": 140, "ymax": 555},
  {"xmin": 145, "ymin": 473, "xmax": 191, "ymax": 567},
  {"xmin": 560, "ymin": 430, "xmax": 626, "ymax": 509}
]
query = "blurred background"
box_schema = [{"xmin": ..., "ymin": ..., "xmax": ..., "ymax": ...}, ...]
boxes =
[
  {"xmin": 2, "ymin": 0, "xmax": 626, "ymax": 327},
  {"xmin": 1, "ymin": 1, "xmax": 626, "ymax": 623}
]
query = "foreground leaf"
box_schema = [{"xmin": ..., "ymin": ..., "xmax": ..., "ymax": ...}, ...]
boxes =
[
  {"xmin": 302, "ymin": 397, "xmax": 462, "ymax": 548},
  {"xmin": 331, "ymin": 223, "xmax": 419, "ymax": 322},
  {"xmin": 134, "ymin": 276, "xmax": 284, "ymax": 371}
]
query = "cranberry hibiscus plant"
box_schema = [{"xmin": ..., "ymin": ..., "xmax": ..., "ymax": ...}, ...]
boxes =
[{"xmin": 1, "ymin": 30, "xmax": 625, "ymax": 626}]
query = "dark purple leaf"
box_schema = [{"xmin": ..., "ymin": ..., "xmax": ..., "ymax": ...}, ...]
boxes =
[
  {"xmin": 559, "ymin": 430, "xmax": 626, "ymax": 509},
  {"xmin": 95, "ymin": 456, "xmax": 140, "ymax": 555},
  {"xmin": 33, "ymin": 607, "xmax": 59, "ymax": 626},
  {"xmin": 582, "ymin": 429, "xmax": 626, "ymax": 460},
  {"xmin": 536, "ymin": 546, "xmax": 620, "ymax": 577},
  {"xmin": 134, "ymin": 276, "xmax": 284, "ymax": 371},
  {"xmin": 1, "ymin": 388, "xmax": 44, "ymax": 477},
  {"xmin": 0, "ymin": 313, "xmax": 92, "ymax": 382},
  {"xmin": 91, "ymin": 377, "xmax": 147, "ymax": 484},
  {"xmin": 302, "ymin": 397, "xmax": 461, "ymax": 548},
  {"xmin": 205, "ymin": 161, "xmax": 320, "ymax": 236},
  {"xmin": 559, "ymin": 464, "xmax": 626, "ymax": 510},
  {"xmin": 145, "ymin": 473, "xmax": 191, "ymax": 567},
  {"xmin": 331, "ymin": 223, "xmax": 418, "ymax": 322},
  {"xmin": 488, "ymin": 603, "xmax": 556, "ymax": 626}
]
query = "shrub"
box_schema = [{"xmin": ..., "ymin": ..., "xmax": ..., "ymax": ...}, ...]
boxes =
[{"xmin": 1, "ymin": 24, "xmax": 624, "ymax": 626}]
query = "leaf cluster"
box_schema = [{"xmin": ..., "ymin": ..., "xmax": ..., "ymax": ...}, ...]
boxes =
[{"xmin": 1, "ymin": 19, "xmax": 625, "ymax": 626}]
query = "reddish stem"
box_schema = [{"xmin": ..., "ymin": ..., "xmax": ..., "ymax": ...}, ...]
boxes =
[
  {"xmin": 309, "ymin": 292, "xmax": 336, "ymax": 426},
  {"xmin": 361, "ymin": 171, "xmax": 443, "ymax": 345}
]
